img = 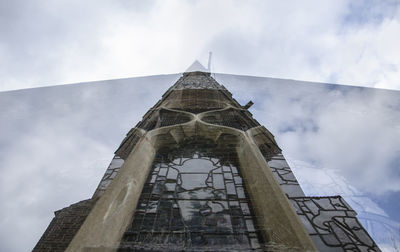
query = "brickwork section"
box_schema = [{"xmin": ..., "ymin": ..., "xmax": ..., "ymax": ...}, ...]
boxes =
[
  {"xmin": 201, "ymin": 108, "xmax": 259, "ymax": 131},
  {"xmin": 115, "ymin": 128, "xmax": 143, "ymax": 160},
  {"xmin": 33, "ymin": 199, "xmax": 96, "ymax": 252},
  {"xmin": 172, "ymin": 71, "xmax": 224, "ymax": 90},
  {"xmin": 162, "ymin": 89, "xmax": 231, "ymax": 113}
]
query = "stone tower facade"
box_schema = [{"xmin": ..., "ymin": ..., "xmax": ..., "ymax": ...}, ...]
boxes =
[{"xmin": 34, "ymin": 67, "xmax": 380, "ymax": 251}]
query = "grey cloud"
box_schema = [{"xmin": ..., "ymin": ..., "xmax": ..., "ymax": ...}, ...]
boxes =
[{"xmin": 342, "ymin": 0, "xmax": 400, "ymax": 27}]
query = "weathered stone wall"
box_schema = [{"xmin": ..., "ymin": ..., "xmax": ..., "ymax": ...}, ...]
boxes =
[{"xmin": 33, "ymin": 199, "xmax": 95, "ymax": 252}]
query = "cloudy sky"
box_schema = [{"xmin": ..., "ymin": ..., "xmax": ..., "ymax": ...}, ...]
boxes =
[
  {"xmin": 1, "ymin": 1, "xmax": 400, "ymax": 251},
  {"xmin": 0, "ymin": 0, "xmax": 400, "ymax": 91}
]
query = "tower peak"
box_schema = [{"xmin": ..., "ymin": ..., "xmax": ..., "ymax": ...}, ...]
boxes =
[{"xmin": 184, "ymin": 60, "xmax": 209, "ymax": 73}]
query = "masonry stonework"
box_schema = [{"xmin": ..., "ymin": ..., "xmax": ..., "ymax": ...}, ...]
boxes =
[{"xmin": 34, "ymin": 69, "xmax": 380, "ymax": 251}]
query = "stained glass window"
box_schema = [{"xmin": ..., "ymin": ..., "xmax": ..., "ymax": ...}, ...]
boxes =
[{"xmin": 119, "ymin": 137, "xmax": 264, "ymax": 251}]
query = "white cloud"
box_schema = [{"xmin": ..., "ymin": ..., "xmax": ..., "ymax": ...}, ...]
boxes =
[{"xmin": 0, "ymin": 0, "xmax": 399, "ymax": 91}]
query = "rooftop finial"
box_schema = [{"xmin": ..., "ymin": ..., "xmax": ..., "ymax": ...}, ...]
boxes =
[{"xmin": 207, "ymin": 52, "xmax": 212, "ymax": 72}]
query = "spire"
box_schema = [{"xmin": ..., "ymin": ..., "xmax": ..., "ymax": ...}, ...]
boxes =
[
  {"xmin": 184, "ymin": 60, "xmax": 209, "ymax": 73},
  {"xmin": 207, "ymin": 52, "xmax": 212, "ymax": 71}
]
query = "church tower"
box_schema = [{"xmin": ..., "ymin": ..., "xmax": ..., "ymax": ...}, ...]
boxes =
[{"xmin": 34, "ymin": 63, "xmax": 380, "ymax": 251}]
